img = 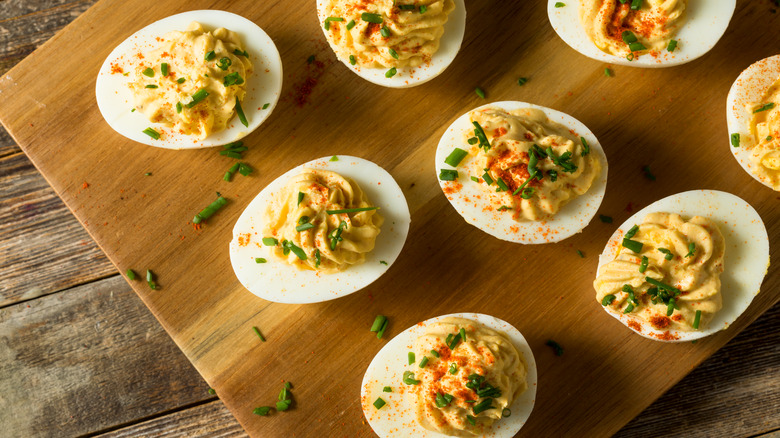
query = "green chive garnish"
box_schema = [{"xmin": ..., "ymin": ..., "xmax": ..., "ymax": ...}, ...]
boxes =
[
  {"xmin": 145, "ymin": 84, "xmax": 158, "ymax": 89},
  {"xmin": 666, "ymin": 298, "xmax": 676, "ymax": 316},
  {"xmin": 402, "ymin": 371, "xmax": 420, "ymax": 385},
  {"xmin": 731, "ymin": 133, "xmax": 740, "ymax": 147},
  {"xmin": 408, "ymin": 352, "xmax": 416, "ymax": 365},
  {"xmin": 580, "ymin": 136, "xmax": 590, "ymax": 156},
  {"xmin": 604, "ymin": 68, "xmax": 613, "ymax": 77},
  {"xmin": 639, "ymin": 255, "xmax": 649, "ymax": 273},
  {"xmin": 223, "ymin": 72, "xmax": 244, "ymax": 87},
  {"xmin": 385, "ymin": 67, "xmax": 397, "ymax": 78},
  {"xmin": 470, "ymin": 176, "xmax": 480, "ymax": 183},
  {"xmin": 370, "ymin": 315, "xmax": 387, "ymax": 332},
  {"xmin": 502, "ymin": 408, "xmax": 511, "ymax": 417},
  {"xmin": 281, "ymin": 240, "xmax": 307, "ymax": 260},
  {"xmin": 176, "ymin": 77, "xmax": 186, "ymax": 84},
  {"xmin": 295, "ymin": 222, "xmax": 315, "ymax": 232},
  {"xmin": 205, "ymin": 50, "xmax": 216, "ymax": 61},
  {"xmin": 475, "ymin": 87, "xmax": 485, "ymax": 99},
  {"xmin": 234, "ymin": 97, "xmax": 249, "ymax": 127},
  {"xmin": 466, "ymin": 415, "xmax": 476, "ymax": 425},
  {"xmin": 349, "ymin": 55, "xmax": 357, "ymax": 65},
  {"xmin": 658, "ymin": 248, "xmax": 674, "ymax": 260},
  {"xmin": 495, "ymin": 177, "xmax": 509, "ymax": 192},
  {"xmin": 142, "ymin": 67, "xmax": 154, "ymax": 77},
  {"xmin": 330, "ymin": 155, "xmax": 339, "ymax": 161},
  {"xmin": 373, "ymin": 397, "xmax": 386, "ymax": 409},
  {"xmin": 600, "ymin": 215, "xmax": 613, "ymax": 223},
  {"xmin": 753, "ymin": 103, "xmax": 775, "ymax": 113},
  {"xmin": 388, "ymin": 48, "xmax": 398, "ymax": 59},
  {"xmin": 192, "ymin": 196, "xmax": 228, "ymax": 224},
  {"xmin": 449, "ymin": 363, "xmax": 458, "ymax": 374},
  {"xmin": 431, "ymin": 349, "xmax": 440, "ymax": 358},
  {"xmin": 323, "ymin": 16, "xmax": 344, "ymax": 30},
  {"xmin": 186, "ymin": 88, "xmax": 209, "ymax": 108},
  {"xmin": 233, "ymin": 49, "xmax": 249, "ymax": 57},
  {"xmin": 146, "ymin": 269, "xmax": 158, "ymax": 290},
  {"xmin": 685, "ymin": 242, "xmax": 696, "ymax": 257},
  {"xmin": 577, "ymin": 250, "xmax": 585, "ymax": 258},
  {"xmin": 459, "ymin": 327, "xmax": 466, "ymax": 342},
  {"xmin": 208, "ymin": 388, "xmax": 216, "ymax": 395},
  {"xmin": 439, "ymin": 169, "xmax": 458, "ymax": 181},
  {"xmin": 326, "ymin": 206, "xmax": 379, "ymax": 214},
  {"xmin": 667, "ymin": 39, "xmax": 677, "ymax": 52},
  {"xmin": 361, "ymin": 12, "xmax": 383, "ymax": 23},
  {"xmin": 693, "ymin": 310, "xmax": 702, "ymax": 329},
  {"xmin": 307, "ymin": 55, "xmax": 315, "ymax": 64},
  {"xmin": 445, "ymin": 148, "xmax": 468, "ymax": 167},
  {"xmin": 622, "ymin": 238, "xmax": 643, "ymax": 253},
  {"xmin": 126, "ymin": 269, "xmax": 137, "ymax": 280},
  {"xmin": 419, "ymin": 356, "xmax": 429, "ymax": 368},
  {"xmin": 377, "ymin": 319, "xmax": 388, "ymax": 339},
  {"xmin": 252, "ymin": 326, "xmax": 266, "ymax": 341},
  {"xmin": 255, "ymin": 258, "xmax": 266, "ymax": 264},
  {"xmin": 555, "ymin": 2, "xmax": 565, "ymax": 6},
  {"xmin": 545, "ymin": 339, "xmax": 564, "ymax": 356},
  {"xmin": 630, "ymin": 0, "xmax": 643, "ymax": 9},
  {"xmin": 217, "ymin": 57, "xmax": 232, "ymax": 71},
  {"xmin": 625, "ymin": 224, "xmax": 639, "ymax": 239},
  {"xmin": 346, "ymin": 19, "xmax": 356, "ymax": 30},
  {"xmin": 602, "ymin": 294, "xmax": 616, "ymax": 306},
  {"xmin": 482, "ymin": 172, "xmax": 494, "ymax": 185},
  {"xmin": 623, "ymin": 303, "xmax": 635, "ymax": 313},
  {"xmin": 142, "ymin": 127, "xmax": 160, "ymax": 139},
  {"xmin": 380, "ymin": 26, "xmax": 391, "ymax": 37},
  {"xmin": 383, "ymin": 386, "xmax": 392, "ymax": 392},
  {"xmin": 262, "ymin": 237, "xmax": 278, "ymax": 246},
  {"xmin": 645, "ymin": 277, "xmax": 681, "ymax": 294},
  {"xmin": 419, "ymin": 5, "xmax": 427, "ymax": 13},
  {"xmin": 253, "ymin": 406, "xmax": 271, "ymax": 416},
  {"xmin": 176, "ymin": 102, "xmax": 183, "ymax": 113},
  {"xmin": 472, "ymin": 398, "xmax": 494, "ymax": 415},
  {"xmin": 517, "ymin": 77, "xmax": 528, "ymax": 86}
]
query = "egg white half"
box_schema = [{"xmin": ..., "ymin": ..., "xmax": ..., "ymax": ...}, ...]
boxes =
[
  {"xmin": 96, "ymin": 10, "xmax": 283, "ymax": 149},
  {"xmin": 315, "ymin": 0, "xmax": 466, "ymax": 88},
  {"xmin": 595, "ymin": 190, "xmax": 769, "ymax": 342},
  {"xmin": 229, "ymin": 156, "xmax": 411, "ymax": 304},
  {"xmin": 547, "ymin": 0, "xmax": 736, "ymax": 68},
  {"xmin": 360, "ymin": 313, "xmax": 537, "ymax": 438},
  {"xmin": 726, "ymin": 54, "xmax": 780, "ymax": 191},
  {"xmin": 435, "ymin": 101, "xmax": 608, "ymax": 244}
]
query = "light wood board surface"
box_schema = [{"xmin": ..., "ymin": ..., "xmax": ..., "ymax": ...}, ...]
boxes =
[{"xmin": 1, "ymin": 1, "xmax": 778, "ymax": 436}]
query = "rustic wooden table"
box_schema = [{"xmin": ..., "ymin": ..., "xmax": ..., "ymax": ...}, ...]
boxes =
[{"xmin": 0, "ymin": 1, "xmax": 778, "ymax": 437}]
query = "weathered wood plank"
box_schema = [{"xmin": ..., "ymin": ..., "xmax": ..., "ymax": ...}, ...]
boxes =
[
  {"xmin": 0, "ymin": 152, "xmax": 115, "ymax": 306},
  {"xmin": 0, "ymin": 0, "xmax": 97, "ymax": 76},
  {"xmin": 617, "ymin": 301, "xmax": 780, "ymax": 437},
  {"xmin": 94, "ymin": 400, "xmax": 245, "ymax": 438},
  {"xmin": 0, "ymin": 127, "xmax": 20, "ymax": 158},
  {"xmin": 0, "ymin": 275, "xmax": 213, "ymax": 438}
]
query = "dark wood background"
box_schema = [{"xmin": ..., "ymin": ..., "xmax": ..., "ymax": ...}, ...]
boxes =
[{"xmin": 0, "ymin": 0, "xmax": 778, "ymax": 437}]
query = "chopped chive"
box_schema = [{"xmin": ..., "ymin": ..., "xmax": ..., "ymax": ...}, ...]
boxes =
[
  {"xmin": 520, "ymin": 187, "xmax": 535, "ymax": 199},
  {"xmin": 323, "ymin": 16, "xmax": 344, "ymax": 30},
  {"xmin": 470, "ymin": 176, "xmax": 480, "ymax": 183},
  {"xmin": 330, "ymin": 155, "xmax": 339, "ymax": 161},
  {"xmin": 276, "ymin": 399, "xmax": 291, "ymax": 411},
  {"xmin": 643, "ymin": 165, "xmax": 656, "ymax": 181},
  {"xmin": 628, "ymin": 42, "xmax": 646, "ymax": 52},
  {"xmin": 667, "ymin": 39, "xmax": 678, "ymax": 52},
  {"xmin": 517, "ymin": 77, "xmax": 528, "ymax": 86},
  {"xmin": 482, "ymin": 172, "xmax": 494, "ymax": 185},
  {"xmin": 346, "ymin": 19, "xmax": 356, "ymax": 30},
  {"xmin": 753, "ymin": 103, "xmax": 775, "ymax": 113},
  {"xmin": 555, "ymin": 2, "xmax": 565, "ymax": 6},
  {"xmin": 223, "ymin": 72, "xmax": 244, "ymax": 87},
  {"xmin": 176, "ymin": 77, "xmax": 186, "ymax": 84},
  {"xmin": 370, "ymin": 315, "xmax": 387, "ymax": 332},
  {"xmin": 253, "ymin": 406, "xmax": 271, "ymax": 416},
  {"xmin": 216, "ymin": 57, "xmax": 232, "ymax": 71},
  {"xmin": 252, "ymin": 326, "xmax": 266, "ymax": 341},
  {"xmin": 388, "ymin": 48, "xmax": 398, "ymax": 59},
  {"xmin": 376, "ymin": 319, "xmax": 388, "ymax": 338},
  {"xmin": 192, "ymin": 196, "xmax": 228, "ymax": 224},
  {"xmin": 186, "ymin": 88, "xmax": 209, "ymax": 108},
  {"xmin": 685, "ymin": 242, "xmax": 696, "ymax": 257},
  {"xmin": 131, "ymin": 108, "xmax": 136, "ymax": 112},
  {"xmin": 599, "ymin": 215, "xmax": 613, "ymax": 223},
  {"xmin": 398, "ymin": 4, "xmax": 416, "ymax": 10},
  {"xmin": 645, "ymin": 277, "xmax": 681, "ymax": 294},
  {"xmin": 459, "ymin": 327, "xmax": 466, "ymax": 342},
  {"xmin": 449, "ymin": 363, "xmax": 458, "ymax": 374},
  {"xmin": 408, "ymin": 352, "xmax": 416, "ymax": 365},
  {"xmin": 448, "ymin": 333, "xmax": 461, "ymax": 350},
  {"xmin": 281, "ymin": 240, "xmax": 307, "ymax": 260},
  {"xmin": 146, "ymin": 269, "xmax": 158, "ymax": 290},
  {"xmin": 349, "ymin": 55, "xmax": 357, "ymax": 65},
  {"xmin": 176, "ymin": 102, "xmax": 183, "ymax": 113},
  {"xmin": 658, "ymin": 248, "xmax": 674, "ymax": 260},
  {"xmin": 126, "ymin": 269, "xmax": 137, "ymax": 280},
  {"xmin": 625, "ymin": 224, "xmax": 639, "ymax": 239},
  {"xmin": 314, "ymin": 249, "xmax": 321, "ymax": 268},
  {"xmin": 419, "ymin": 356, "xmax": 429, "ymax": 368},
  {"xmin": 380, "ymin": 26, "xmax": 391, "ymax": 37},
  {"xmin": 602, "ymin": 294, "xmax": 616, "ymax": 306},
  {"xmin": 434, "ymin": 392, "xmax": 453, "ymax": 408},
  {"xmin": 639, "ymin": 255, "xmax": 649, "ymax": 273},
  {"xmin": 361, "ymin": 12, "xmax": 383, "ymax": 23},
  {"xmin": 622, "ymin": 30, "xmax": 638, "ymax": 44},
  {"xmin": 373, "ymin": 397, "xmax": 386, "ymax": 409},
  {"xmin": 627, "ymin": 53, "xmax": 635, "ymax": 61},
  {"xmin": 472, "ymin": 121, "xmax": 491, "ymax": 151},
  {"xmin": 419, "ymin": 5, "xmax": 427, "ymax": 13},
  {"xmin": 545, "ymin": 339, "xmax": 564, "ymax": 356},
  {"xmin": 145, "ymin": 84, "xmax": 158, "ymax": 89},
  {"xmin": 385, "ymin": 67, "xmax": 397, "ymax": 78},
  {"xmin": 475, "ymin": 87, "xmax": 485, "ymax": 99},
  {"xmin": 466, "ymin": 415, "xmax": 476, "ymax": 425},
  {"xmin": 144, "ymin": 172, "xmax": 151, "ymax": 176},
  {"xmin": 235, "ymin": 97, "xmax": 248, "ymax": 127},
  {"xmin": 142, "ymin": 127, "xmax": 160, "ymax": 139},
  {"xmin": 238, "ymin": 163, "xmax": 253, "ymax": 176},
  {"xmin": 604, "ymin": 68, "xmax": 613, "ymax": 77},
  {"xmin": 430, "ymin": 349, "xmax": 440, "ymax": 358},
  {"xmin": 204, "ymin": 50, "xmax": 216, "ymax": 61},
  {"xmin": 623, "ymin": 303, "xmax": 635, "ymax": 313},
  {"xmin": 220, "ymin": 151, "xmax": 242, "ymax": 159},
  {"xmin": 262, "ymin": 237, "xmax": 279, "ymax": 246},
  {"xmin": 402, "ymin": 371, "xmax": 421, "ymax": 385},
  {"xmin": 731, "ymin": 133, "xmax": 740, "ymax": 147},
  {"xmin": 577, "ymin": 250, "xmax": 584, "ymax": 258},
  {"xmin": 295, "ymin": 222, "xmax": 315, "ymax": 232},
  {"xmin": 622, "ymin": 238, "xmax": 643, "ymax": 253},
  {"xmin": 439, "ymin": 169, "xmax": 458, "ymax": 181},
  {"xmin": 444, "ymin": 148, "xmax": 468, "ymax": 167},
  {"xmin": 383, "ymin": 386, "xmax": 392, "ymax": 392},
  {"xmin": 142, "ymin": 67, "xmax": 154, "ymax": 77},
  {"xmin": 326, "ymin": 206, "xmax": 379, "ymax": 214},
  {"xmin": 666, "ymin": 299, "xmax": 676, "ymax": 316},
  {"xmin": 467, "ymin": 137, "xmax": 478, "ymax": 145},
  {"xmin": 693, "ymin": 310, "xmax": 702, "ymax": 329},
  {"xmin": 255, "ymin": 258, "xmax": 266, "ymax": 263},
  {"xmin": 378, "ymin": 260, "xmax": 388, "ymax": 266},
  {"xmin": 208, "ymin": 388, "xmax": 216, "ymax": 395},
  {"xmin": 472, "ymin": 398, "xmax": 494, "ymax": 415},
  {"xmin": 502, "ymin": 408, "xmax": 511, "ymax": 417},
  {"xmin": 580, "ymin": 136, "xmax": 590, "ymax": 156},
  {"xmin": 233, "ymin": 49, "xmax": 249, "ymax": 57},
  {"xmin": 630, "ymin": 0, "xmax": 643, "ymax": 9},
  {"xmin": 495, "ymin": 177, "xmax": 509, "ymax": 192},
  {"xmin": 307, "ymin": 55, "xmax": 315, "ymax": 64}
]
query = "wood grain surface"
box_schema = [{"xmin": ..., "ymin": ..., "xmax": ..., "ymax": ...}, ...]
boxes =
[{"xmin": 1, "ymin": 0, "xmax": 779, "ymax": 437}]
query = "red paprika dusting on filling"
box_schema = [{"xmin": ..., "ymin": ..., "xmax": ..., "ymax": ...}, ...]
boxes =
[
  {"xmin": 627, "ymin": 320, "xmax": 642, "ymax": 332},
  {"xmin": 649, "ymin": 315, "xmax": 671, "ymax": 329}
]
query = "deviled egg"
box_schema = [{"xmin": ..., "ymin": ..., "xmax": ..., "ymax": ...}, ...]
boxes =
[
  {"xmin": 594, "ymin": 190, "xmax": 769, "ymax": 342},
  {"xmin": 726, "ymin": 54, "xmax": 780, "ymax": 191},
  {"xmin": 229, "ymin": 156, "xmax": 410, "ymax": 304},
  {"xmin": 361, "ymin": 313, "xmax": 537, "ymax": 437},
  {"xmin": 96, "ymin": 10, "xmax": 283, "ymax": 149},
  {"xmin": 548, "ymin": 0, "xmax": 736, "ymax": 67},
  {"xmin": 435, "ymin": 101, "xmax": 608, "ymax": 244},
  {"xmin": 316, "ymin": 0, "xmax": 466, "ymax": 88}
]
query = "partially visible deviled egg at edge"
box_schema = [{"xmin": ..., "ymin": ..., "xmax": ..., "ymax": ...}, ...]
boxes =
[
  {"xmin": 316, "ymin": 0, "xmax": 466, "ymax": 88},
  {"xmin": 229, "ymin": 156, "xmax": 411, "ymax": 304},
  {"xmin": 547, "ymin": 0, "xmax": 736, "ymax": 68},
  {"xmin": 726, "ymin": 54, "xmax": 780, "ymax": 191},
  {"xmin": 435, "ymin": 101, "xmax": 608, "ymax": 244},
  {"xmin": 361, "ymin": 313, "xmax": 537, "ymax": 438},
  {"xmin": 96, "ymin": 10, "xmax": 283, "ymax": 149},
  {"xmin": 594, "ymin": 190, "xmax": 769, "ymax": 342}
]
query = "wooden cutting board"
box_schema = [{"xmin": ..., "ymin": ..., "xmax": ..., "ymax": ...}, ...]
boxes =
[{"xmin": 1, "ymin": 0, "xmax": 778, "ymax": 436}]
